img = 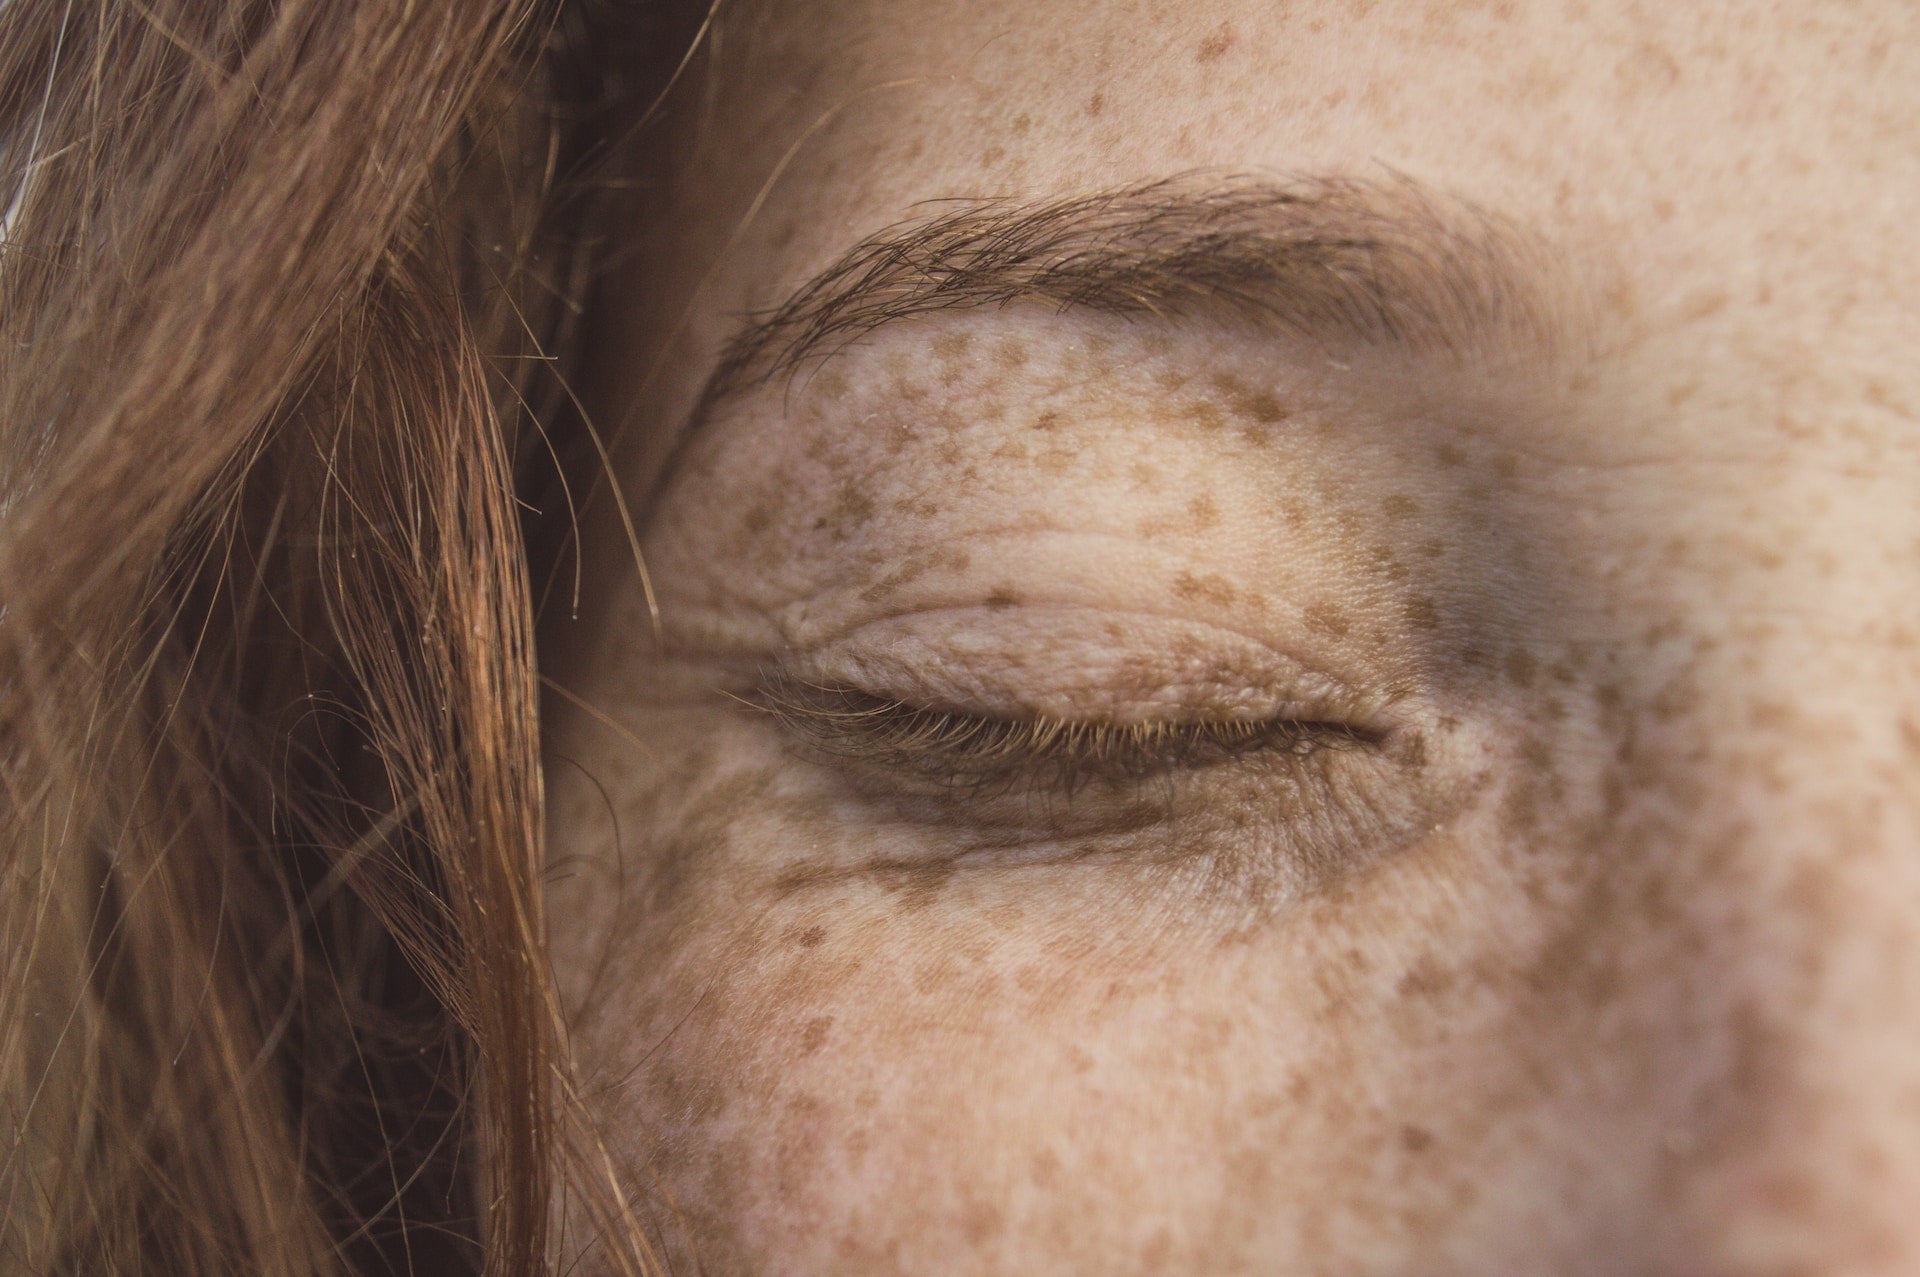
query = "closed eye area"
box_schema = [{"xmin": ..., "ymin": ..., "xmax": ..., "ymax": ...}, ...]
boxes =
[{"xmin": 619, "ymin": 175, "xmax": 1552, "ymax": 894}]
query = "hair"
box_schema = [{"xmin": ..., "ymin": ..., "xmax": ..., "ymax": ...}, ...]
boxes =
[{"xmin": 0, "ymin": 1, "xmax": 686, "ymax": 1270}]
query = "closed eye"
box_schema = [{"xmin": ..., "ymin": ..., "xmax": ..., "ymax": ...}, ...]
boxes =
[{"xmin": 757, "ymin": 673, "xmax": 1379, "ymax": 801}]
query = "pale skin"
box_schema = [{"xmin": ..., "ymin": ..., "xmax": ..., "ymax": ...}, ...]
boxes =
[{"xmin": 542, "ymin": 1, "xmax": 1920, "ymax": 1272}]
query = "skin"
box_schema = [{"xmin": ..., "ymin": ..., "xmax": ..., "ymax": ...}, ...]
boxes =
[{"xmin": 543, "ymin": 1, "xmax": 1920, "ymax": 1271}]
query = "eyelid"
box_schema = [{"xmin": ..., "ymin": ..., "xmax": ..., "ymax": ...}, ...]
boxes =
[{"xmin": 773, "ymin": 603, "xmax": 1406, "ymax": 735}]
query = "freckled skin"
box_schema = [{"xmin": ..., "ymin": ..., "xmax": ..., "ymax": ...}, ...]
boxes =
[{"xmin": 547, "ymin": 1, "xmax": 1920, "ymax": 1273}]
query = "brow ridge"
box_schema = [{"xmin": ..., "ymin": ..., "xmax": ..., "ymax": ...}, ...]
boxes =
[{"xmin": 704, "ymin": 171, "xmax": 1568, "ymax": 403}]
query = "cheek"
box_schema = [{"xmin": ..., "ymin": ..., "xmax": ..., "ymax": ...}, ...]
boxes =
[{"xmin": 548, "ymin": 700, "xmax": 1686, "ymax": 1273}]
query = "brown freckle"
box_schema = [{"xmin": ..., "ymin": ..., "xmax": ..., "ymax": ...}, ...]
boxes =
[
  {"xmin": 1238, "ymin": 390, "xmax": 1290, "ymax": 424},
  {"xmin": 1680, "ymin": 288, "xmax": 1729, "ymax": 322},
  {"xmin": 1185, "ymin": 493, "xmax": 1219, "ymax": 529},
  {"xmin": 961, "ymin": 1201, "xmax": 1005, "ymax": 1243},
  {"xmin": 1031, "ymin": 410, "xmax": 1061, "ymax": 431},
  {"xmin": 933, "ymin": 331, "xmax": 972, "ymax": 361},
  {"xmin": 1396, "ymin": 959, "xmax": 1452, "ymax": 998},
  {"xmin": 1397, "ymin": 733, "xmax": 1428, "ymax": 769},
  {"xmin": 980, "ymin": 145, "xmax": 1005, "ymax": 167},
  {"xmin": 1366, "ymin": 543, "xmax": 1408, "ymax": 581},
  {"xmin": 797, "ymin": 1016, "xmax": 833, "ymax": 1056},
  {"xmin": 1304, "ymin": 602, "xmax": 1350, "ymax": 638},
  {"xmin": 796, "ymin": 925, "xmax": 826, "ymax": 949},
  {"xmin": 1383, "ymin": 494, "xmax": 1419, "ymax": 519},
  {"xmin": 1404, "ymin": 596, "xmax": 1440, "ymax": 630},
  {"xmin": 985, "ymin": 587, "xmax": 1018, "ymax": 609},
  {"xmin": 1085, "ymin": 91, "xmax": 1106, "ymax": 116},
  {"xmin": 1505, "ymin": 648, "xmax": 1537, "ymax": 688},
  {"xmin": 1030, "ymin": 1148, "xmax": 1061, "ymax": 1187},
  {"xmin": 816, "ymin": 484, "xmax": 876, "ymax": 540},
  {"xmin": 1196, "ymin": 22, "xmax": 1235, "ymax": 61},
  {"xmin": 1434, "ymin": 442, "xmax": 1466, "ymax": 467},
  {"xmin": 1174, "ymin": 571, "xmax": 1237, "ymax": 607},
  {"xmin": 1010, "ymin": 112, "xmax": 1032, "ymax": 134},
  {"xmin": 1400, "ymin": 1124, "xmax": 1436, "ymax": 1154},
  {"xmin": 743, "ymin": 503, "xmax": 773, "ymax": 535},
  {"xmin": 1183, "ymin": 398, "xmax": 1226, "ymax": 429}
]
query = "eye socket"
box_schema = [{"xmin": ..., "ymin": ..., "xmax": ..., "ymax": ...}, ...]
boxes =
[{"xmin": 758, "ymin": 673, "xmax": 1381, "ymax": 803}]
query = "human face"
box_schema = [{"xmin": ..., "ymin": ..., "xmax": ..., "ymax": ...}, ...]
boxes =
[{"xmin": 545, "ymin": 1, "xmax": 1920, "ymax": 1271}]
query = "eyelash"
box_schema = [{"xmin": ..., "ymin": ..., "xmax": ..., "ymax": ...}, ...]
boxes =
[{"xmin": 758, "ymin": 675, "xmax": 1376, "ymax": 801}]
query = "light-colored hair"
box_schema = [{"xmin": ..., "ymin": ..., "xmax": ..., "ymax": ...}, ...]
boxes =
[{"xmin": 0, "ymin": 1, "xmax": 673, "ymax": 1270}]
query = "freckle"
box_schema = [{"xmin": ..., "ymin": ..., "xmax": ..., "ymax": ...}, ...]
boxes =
[
  {"xmin": 985, "ymin": 587, "xmax": 1018, "ymax": 609},
  {"xmin": 1032, "ymin": 410, "xmax": 1061, "ymax": 431},
  {"xmin": 961, "ymin": 1200, "xmax": 1005, "ymax": 1243},
  {"xmin": 1085, "ymin": 91, "xmax": 1106, "ymax": 117},
  {"xmin": 1304, "ymin": 602, "xmax": 1350, "ymax": 638},
  {"xmin": 1183, "ymin": 399, "xmax": 1226, "ymax": 429},
  {"xmin": 743, "ymin": 503, "xmax": 773, "ymax": 534},
  {"xmin": 1404, "ymin": 596, "xmax": 1440, "ymax": 630},
  {"xmin": 1397, "ymin": 733, "xmax": 1428, "ymax": 769},
  {"xmin": 1030, "ymin": 1148, "xmax": 1061, "ymax": 1186},
  {"xmin": 933, "ymin": 331, "xmax": 972, "ymax": 361},
  {"xmin": 1010, "ymin": 112, "xmax": 1032, "ymax": 134},
  {"xmin": 1396, "ymin": 959, "xmax": 1452, "ymax": 997},
  {"xmin": 817, "ymin": 485, "xmax": 876, "ymax": 540},
  {"xmin": 1130, "ymin": 460, "xmax": 1161, "ymax": 490},
  {"xmin": 1174, "ymin": 571, "xmax": 1237, "ymax": 606},
  {"xmin": 1401, "ymin": 1124, "xmax": 1436, "ymax": 1154},
  {"xmin": 1505, "ymin": 649, "xmax": 1537, "ymax": 687},
  {"xmin": 1196, "ymin": 22, "xmax": 1235, "ymax": 61},
  {"xmin": 1155, "ymin": 367, "xmax": 1191, "ymax": 394},
  {"xmin": 1141, "ymin": 1229, "xmax": 1173, "ymax": 1266},
  {"xmin": 797, "ymin": 1015, "xmax": 833, "ymax": 1056},
  {"xmin": 796, "ymin": 925, "xmax": 826, "ymax": 949},
  {"xmin": 1666, "ymin": 379, "xmax": 1698, "ymax": 408},
  {"xmin": 995, "ymin": 339, "xmax": 1027, "ymax": 368},
  {"xmin": 980, "ymin": 145, "xmax": 1005, "ymax": 166},
  {"xmin": 1383, "ymin": 494, "xmax": 1419, "ymax": 519},
  {"xmin": 1238, "ymin": 390, "xmax": 1289, "ymax": 423},
  {"xmin": 1186, "ymin": 493, "xmax": 1219, "ymax": 529},
  {"xmin": 1434, "ymin": 442, "xmax": 1466, "ymax": 467}
]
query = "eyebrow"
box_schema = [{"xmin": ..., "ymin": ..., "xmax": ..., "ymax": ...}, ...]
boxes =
[{"xmin": 703, "ymin": 172, "xmax": 1573, "ymax": 403}]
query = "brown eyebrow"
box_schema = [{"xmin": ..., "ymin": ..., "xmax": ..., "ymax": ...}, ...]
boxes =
[{"xmin": 702, "ymin": 172, "xmax": 1574, "ymax": 403}]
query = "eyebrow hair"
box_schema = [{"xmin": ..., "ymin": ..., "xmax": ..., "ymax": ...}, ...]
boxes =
[{"xmin": 704, "ymin": 172, "xmax": 1571, "ymax": 402}]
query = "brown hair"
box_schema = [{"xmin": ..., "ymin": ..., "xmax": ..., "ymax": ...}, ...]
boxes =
[{"xmin": 0, "ymin": 1, "xmax": 676, "ymax": 1270}]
